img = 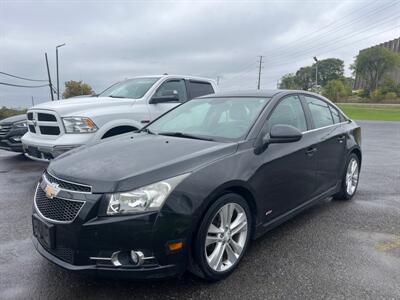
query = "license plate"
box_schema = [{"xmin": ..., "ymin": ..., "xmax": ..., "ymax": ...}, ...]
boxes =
[{"xmin": 32, "ymin": 215, "xmax": 55, "ymax": 249}]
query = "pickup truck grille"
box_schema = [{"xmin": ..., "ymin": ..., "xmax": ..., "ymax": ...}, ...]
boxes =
[
  {"xmin": 0, "ymin": 124, "xmax": 12, "ymax": 138},
  {"xmin": 27, "ymin": 111, "xmax": 61, "ymax": 136},
  {"xmin": 35, "ymin": 186, "xmax": 85, "ymax": 223}
]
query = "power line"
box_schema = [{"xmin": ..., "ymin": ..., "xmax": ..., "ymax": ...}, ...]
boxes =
[
  {"xmin": 0, "ymin": 71, "xmax": 47, "ymax": 82},
  {"xmin": 263, "ymin": 0, "xmax": 397, "ymax": 58},
  {"xmin": 0, "ymin": 81, "xmax": 49, "ymax": 88}
]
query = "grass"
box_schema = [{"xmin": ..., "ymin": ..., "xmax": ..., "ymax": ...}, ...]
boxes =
[{"xmin": 337, "ymin": 104, "xmax": 400, "ymax": 121}]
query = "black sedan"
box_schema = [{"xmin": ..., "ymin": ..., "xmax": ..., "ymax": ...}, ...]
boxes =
[
  {"xmin": 0, "ymin": 114, "xmax": 28, "ymax": 152},
  {"xmin": 32, "ymin": 90, "xmax": 361, "ymax": 281}
]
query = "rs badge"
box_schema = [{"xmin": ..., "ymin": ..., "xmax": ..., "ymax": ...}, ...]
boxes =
[{"xmin": 45, "ymin": 183, "xmax": 60, "ymax": 199}]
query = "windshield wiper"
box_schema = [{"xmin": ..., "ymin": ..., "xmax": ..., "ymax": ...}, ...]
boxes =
[
  {"xmin": 138, "ymin": 128, "xmax": 156, "ymax": 135},
  {"xmin": 158, "ymin": 132, "xmax": 214, "ymax": 141},
  {"xmin": 109, "ymin": 95, "xmax": 126, "ymax": 98}
]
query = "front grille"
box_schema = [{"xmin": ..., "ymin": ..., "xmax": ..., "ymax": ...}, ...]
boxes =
[
  {"xmin": 0, "ymin": 124, "xmax": 12, "ymax": 137},
  {"xmin": 28, "ymin": 125, "xmax": 36, "ymax": 133},
  {"xmin": 26, "ymin": 146, "xmax": 42, "ymax": 159},
  {"xmin": 35, "ymin": 187, "xmax": 85, "ymax": 223},
  {"xmin": 39, "ymin": 126, "xmax": 60, "ymax": 135},
  {"xmin": 44, "ymin": 171, "xmax": 92, "ymax": 193},
  {"xmin": 38, "ymin": 113, "xmax": 57, "ymax": 122}
]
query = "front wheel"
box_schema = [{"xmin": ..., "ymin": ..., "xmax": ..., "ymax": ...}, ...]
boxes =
[
  {"xmin": 192, "ymin": 193, "xmax": 251, "ymax": 281},
  {"xmin": 333, "ymin": 153, "xmax": 360, "ymax": 200}
]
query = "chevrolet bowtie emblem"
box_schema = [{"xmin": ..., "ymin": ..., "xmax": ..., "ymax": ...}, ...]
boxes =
[{"xmin": 45, "ymin": 183, "xmax": 60, "ymax": 199}]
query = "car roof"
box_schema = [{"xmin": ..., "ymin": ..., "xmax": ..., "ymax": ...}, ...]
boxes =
[
  {"xmin": 127, "ymin": 74, "xmax": 216, "ymax": 84},
  {"xmin": 199, "ymin": 89, "xmax": 323, "ymax": 98}
]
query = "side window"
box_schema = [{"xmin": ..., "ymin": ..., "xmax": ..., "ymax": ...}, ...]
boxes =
[
  {"xmin": 155, "ymin": 79, "xmax": 187, "ymax": 102},
  {"xmin": 305, "ymin": 96, "xmax": 334, "ymax": 128},
  {"xmin": 189, "ymin": 81, "xmax": 214, "ymax": 99},
  {"xmin": 329, "ymin": 105, "xmax": 340, "ymax": 124},
  {"xmin": 266, "ymin": 95, "xmax": 307, "ymax": 132}
]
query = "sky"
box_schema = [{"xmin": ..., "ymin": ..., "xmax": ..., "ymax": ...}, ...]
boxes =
[{"xmin": 0, "ymin": 0, "xmax": 399, "ymax": 108}]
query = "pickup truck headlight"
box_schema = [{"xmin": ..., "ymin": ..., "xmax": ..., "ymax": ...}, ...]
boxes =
[
  {"xmin": 62, "ymin": 117, "xmax": 98, "ymax": 133},
  {"xmin": 13, "ymin": 120, "xmax": 27, "ymax": 128},
  {"xmin": 106, "ymin": 173, "xmax": 190, "ymax": 215}
]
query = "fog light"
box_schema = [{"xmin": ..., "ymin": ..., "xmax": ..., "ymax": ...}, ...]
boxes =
[
  {"xmin": 130, "ymin": 250, "xmax": 144, "ymax": 266},
  {"xmin": 111, "ymin": 251, "xmax": 122, "ymax": 266}
]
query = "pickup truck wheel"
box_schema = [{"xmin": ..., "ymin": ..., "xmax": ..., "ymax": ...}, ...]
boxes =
[{"xmin": 102, "ymin": 126, "xmax": 137, "ymax": 139}]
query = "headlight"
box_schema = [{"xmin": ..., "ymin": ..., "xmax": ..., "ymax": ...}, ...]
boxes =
[
  {"xmin": 62, "ymin": 117, "xmax": 98, "ymax": 133},
  {"xmin": 106, "ymin": 173, "xmax": 190, "ymax": 215},
  {"xmin": 13, "ymin": 120, "xmax": 27, "ymax": 128}
]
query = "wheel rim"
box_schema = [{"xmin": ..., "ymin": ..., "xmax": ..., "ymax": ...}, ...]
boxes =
[
  {"xmin": 205, "ymin": 202, "xmax": 248, "ymax": 272},
  {"xmin": 346, "ymin": 158, "xmax": 359, "ymax": 195}
]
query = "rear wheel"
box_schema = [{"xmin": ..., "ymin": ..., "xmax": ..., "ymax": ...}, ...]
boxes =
[
  {"xmin": 333, "ymin": 153, "xmax": 360, "ymax": 200},
  {"xmin": 192, "ymin": 193, "xmax": 251, "ymax": 281}
]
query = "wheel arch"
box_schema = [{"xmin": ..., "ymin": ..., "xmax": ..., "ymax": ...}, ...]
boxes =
[{"xmin": 349, "ymin": 147, "xmax": 362, "ymax": 166}]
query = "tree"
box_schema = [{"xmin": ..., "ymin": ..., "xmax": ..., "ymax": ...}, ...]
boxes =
[
  {"xmin": 351, "ymin": 47, "xmax": 400, "ymax": 92},
  {"xmin": 279, "ymin": 73, "xmax": 299, "ymax": 89},
  {"xmin": 312, "ymin": 58, "xmax": 345, "ymax": 87},
  {"xmin": 62, "ymin": 80, "xmax": 94, "ymax": 99},
  {"xmin": 295, "ymin": 66, "xmax": 313, "ymax": 90},
  {"xmin": 322, "ymin": 80, "xmax": 347, "ymax": 102}
]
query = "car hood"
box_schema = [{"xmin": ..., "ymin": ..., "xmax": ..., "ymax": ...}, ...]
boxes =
[
  {"xmin": 31, "ymin": 97, "xmax": 138, "ymax": 116},
  {"xmin": 48, "ymin": 133, "xmax": 237, "ymax": 193},
  {"xmin": 0, "ymin": 114, "xmax": 26, "ymax": 124}
]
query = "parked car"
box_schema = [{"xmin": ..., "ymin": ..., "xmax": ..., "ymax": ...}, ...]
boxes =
[
  {"xmin": 22, "ymin": 75, "xmax": 216, "ymax": 161},
  {"xmin": 32, "ymin": 90, "xmax": 361, "ymax": 281},
  {"xmin": 0, "ymin": 114, "xmax": 28, "ymax": 152}
]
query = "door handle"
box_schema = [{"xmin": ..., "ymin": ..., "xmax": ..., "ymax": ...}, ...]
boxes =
[
  {"xmin": 337, "ymin": 135, "xmax": 346, "ymax": 143},
  {"xmin": 305, "ymin": 147, "xmax": 317, "ymax": 156}
]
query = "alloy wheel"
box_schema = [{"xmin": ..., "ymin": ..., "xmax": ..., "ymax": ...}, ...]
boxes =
[
  {"xmin": 346, "ymin": 158, "xmax": 359, "ymax": 195},
  {"xmin": 205, "ymin": 202, "xmax": 248, "ymax": 272}
]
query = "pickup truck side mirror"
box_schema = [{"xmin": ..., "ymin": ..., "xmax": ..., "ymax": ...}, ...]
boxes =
[
  {"xmin": 149, "ymin": 90, "xmax": 180, "ymax": 104},
  {"xmin": 254, "ymin": 124, "xmax": 302, "ymax": 154}
]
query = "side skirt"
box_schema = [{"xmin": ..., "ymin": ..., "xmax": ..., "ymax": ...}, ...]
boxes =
[{"xmin": 253, "ymin": 184, "xmax": 340, "ymax": 239}]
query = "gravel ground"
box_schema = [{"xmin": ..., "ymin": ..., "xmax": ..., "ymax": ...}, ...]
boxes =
[{"xmin": 0, "ymin": 120, "xmax": 399, "ymax": 299}]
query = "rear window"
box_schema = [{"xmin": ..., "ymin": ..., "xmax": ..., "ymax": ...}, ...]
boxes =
[
  {"xmin": 305, "ymin": 96, "xmax": 334, "ymax": 128},
  {"xmin": 189, "ymin": 81, "xmax": 214, "ymax": 98}
]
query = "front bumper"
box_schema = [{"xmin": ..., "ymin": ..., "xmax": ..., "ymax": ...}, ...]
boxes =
[
  {"xmin": 0, "ymin": 127, "xmax": 27, "ymax": 152},
  {"xmin": 32, "ymin": 176, "xmax": 192, "ymax": 279},
  {"xmin": 22, "ymin": 132, "xmax": 94, "ymax": 161},
  {"xmin": 33, "ymin": 237, "xmax": 181, "ymax": 279}
]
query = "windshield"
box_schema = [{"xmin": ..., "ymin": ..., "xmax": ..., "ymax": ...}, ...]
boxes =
[
  {"xmin": 147, "ymin": 97, "xmax": 269, "ymax": 141},
  {"xmin": 99, "ymin": 77, "xmax": 159, "ymax": 99}
]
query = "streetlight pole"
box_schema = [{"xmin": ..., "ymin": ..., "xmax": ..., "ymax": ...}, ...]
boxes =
[
  {"xmin": 56, "ymin": 43, "xmax": 66, "ymax": 100},
  {"xmin": 313, "ymin": 56, "xmax": 318, "ymax": 88}
]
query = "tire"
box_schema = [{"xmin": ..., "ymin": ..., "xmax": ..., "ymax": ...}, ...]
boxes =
[
  {"xmin": 333, "ymin": 153, "xmax": 360, "ymax": 201},
  {"xmin": 191, "ymin": 193, "xmax": 252, "ymax": 281}
]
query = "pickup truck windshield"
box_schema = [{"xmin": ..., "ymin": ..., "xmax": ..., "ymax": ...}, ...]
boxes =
[
  {"xmin": 147, "ymin": 97, "xmax": 269, "ymax": 141},
  {"xmin": 99, "ymin": 77, "xmax": 159, "ymax": 99}
]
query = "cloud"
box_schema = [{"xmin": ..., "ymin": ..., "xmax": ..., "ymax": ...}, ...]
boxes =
[{"xmin": 0, "ymin": 0, "xmax": 398, "ymax": 107}]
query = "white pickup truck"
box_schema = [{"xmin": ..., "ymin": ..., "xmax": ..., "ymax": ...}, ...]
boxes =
[{"xmin": 22, "ymin": 75, "xmax": 216, "ymax": 161}]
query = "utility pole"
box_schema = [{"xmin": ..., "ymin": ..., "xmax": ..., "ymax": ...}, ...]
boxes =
[
  {"xmin": 56, "ymin": 43, "xmax": 66, "ymax": 100},
  {"xmin": 45, "ymin": 52, "xmax": 54, "ymax": 101},
  {"xmin": 313, "ymin": 56, "xmax": 318, "ymax": 88},
  {"xmin": 257, "ymin": 55, "xmax": 264, "ymax": 90},
  {"xmin": 31, "ymin": 96, "xmax": 35, "ymax": 107},
  {"xmin": 216, "ymin": 76, "xmax": 220, "ymax": 85}
]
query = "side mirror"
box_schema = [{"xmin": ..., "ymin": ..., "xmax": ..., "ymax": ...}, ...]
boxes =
[
  {"xmin": 149, "ymin": 95, "xmax": 179, "ymax": 104},
  {"xmin": 149, "ymin": 90, "xmax": 179, "ymax": 104},
  {"xmin": 254, "ymin": 124, "xmax": 302, "ymax": 154},
  {"xmin": 268, "ymin": 124, "xmax": 303, "ymax": 144}
]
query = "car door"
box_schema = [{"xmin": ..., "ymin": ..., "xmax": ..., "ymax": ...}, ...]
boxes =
[
  {"xmin": 148, "ymin": 78, "xmax": 188, "ymax": 120},
  {"xmin": 252, "ymin": 94, "xmax": 317, "ymax": 222},
  {"xmin": 302, "ymin": 96, "xmax": 347, "ymax": 196}
]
